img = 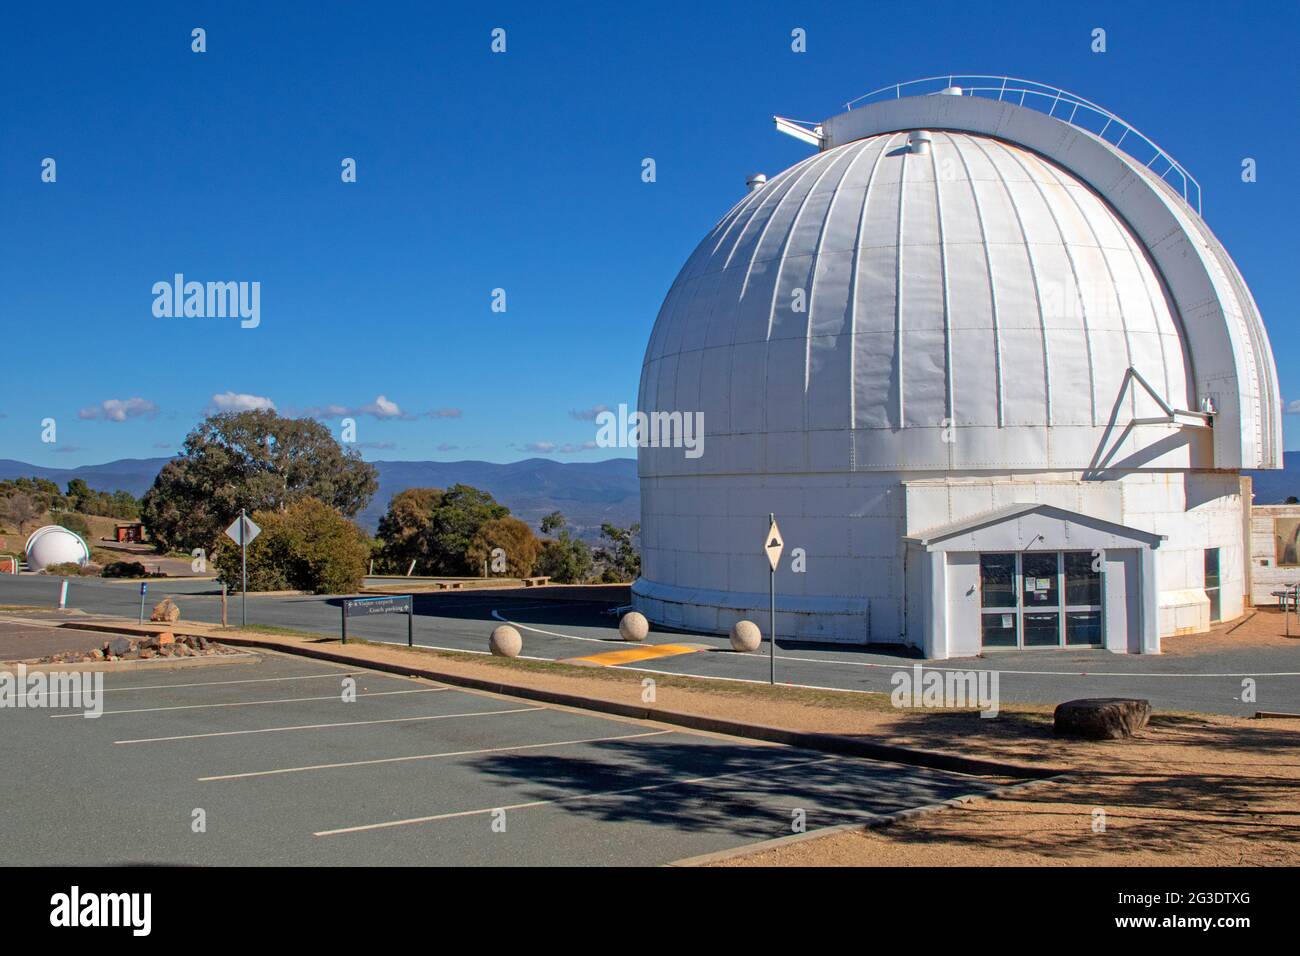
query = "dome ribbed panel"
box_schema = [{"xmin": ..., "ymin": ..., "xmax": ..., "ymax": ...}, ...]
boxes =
[{"xmin": 640, "ymin": 131, "xmax": 1192, "ymax": 476}]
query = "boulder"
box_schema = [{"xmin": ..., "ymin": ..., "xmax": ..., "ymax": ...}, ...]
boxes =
[
  {"xmin": 157, "ymin": 632, "xmax": 175, "ymax": 645},
  {"xmin": 729, "ymin": 620, "xmax": 762, "ymax": 653},
  {"xmin": 618, "ymin": 611, "xmax": 649, "ymax": 643},
  {"xmin": 1054, "ymin": 698, "xmax": 1151, "ymax": 740},
  {"xmin": 489, "ymin": 625, "xmax": 522, "ymax": 658},
  {"xmin": 106, "ymin": 636, "xmax": 131, "ymax": 657},
  {"xmin": 150, "ymin": 599, "xmax": 181, "ymax": 623}
]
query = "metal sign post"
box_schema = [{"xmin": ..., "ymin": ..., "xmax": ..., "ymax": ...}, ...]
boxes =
[
  {"xmin": 138, "ymin": 581, "xmax": 148, "ymax": 623},
  {"xmin": 764, "ymin": 514, "xmax": 784, "ymax": 685},
  {"xmin": 224, "ymin": 511, "xmax": 261, "ymax": 630}
]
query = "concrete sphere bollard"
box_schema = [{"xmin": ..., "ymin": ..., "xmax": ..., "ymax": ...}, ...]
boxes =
[
  {"xmin": 618, "ymin": 611, "xmax": 649, "ymax": 642},
  {"xmin": 489, "ymin": 625, "xmax": 522, "ymax": 658},
  {"xmin": 730, "ymin": 620, "xmax": 762, "ymax": 652}
]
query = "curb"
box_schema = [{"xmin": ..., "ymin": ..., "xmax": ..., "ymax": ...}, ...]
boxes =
[{"xmin": 54, "ymin": 619, "xmax": 1061, "ymax": 782}]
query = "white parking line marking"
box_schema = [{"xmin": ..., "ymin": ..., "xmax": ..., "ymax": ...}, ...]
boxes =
[
  {"xmin": 100, "ymin": 672, "xmax": 367, "ymax": 693},
  {"xmin": 51, "ymin": 687, "xmax": 448, "ymax": 718},
  {"xmin": 314, "ymin": 755, "xmax": 836, "ymax": 836},
  {"xmin": 490, "ymin": 609, "xmax": 617, "ymax": 645},
  {"xmin": 114, "ymin": 706, "xmax": 542, "ymax": 744},
  {"xmin": 200, "ymin": 729, "xmax": 673, "ymax": 782}
]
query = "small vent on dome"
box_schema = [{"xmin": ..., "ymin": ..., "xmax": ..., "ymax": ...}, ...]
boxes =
[
  {"xmin": 908, "ymin": 130, "xmax": 932, "ymax": 155},
  {"xmin": 746, "ymin": 173, "xmax": 768, "ymax": 192}
]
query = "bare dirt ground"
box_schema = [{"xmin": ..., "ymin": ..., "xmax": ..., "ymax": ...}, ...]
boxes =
[
  {"xmin": 1161, "ymin": 605, "xmax": 1300, "ymax": 654},
  {"xmin": 4, "ymin": 610, "xmax": 1297, "ymax": 866}
]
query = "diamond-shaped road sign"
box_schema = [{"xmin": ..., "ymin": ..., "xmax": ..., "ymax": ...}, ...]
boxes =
[
  {"xmin": 224, "ymin": 514, "xmax": 261, "ymax": 546},
  {"xmin": 764, "ymin": 519, "xmax": 784, "ymax": 571}
]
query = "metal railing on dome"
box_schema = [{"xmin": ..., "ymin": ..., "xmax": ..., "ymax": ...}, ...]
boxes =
[{"xmin": 844, "ymin": 76, "xmax": 1201, "ymax": 215}]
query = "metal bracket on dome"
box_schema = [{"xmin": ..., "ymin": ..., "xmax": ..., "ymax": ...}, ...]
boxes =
[
  {"xmin": 773, "ymin": 116, "xmax": 824, "ymax": 147},
  {"xmin": 1123, "ymin": 367, "xmax": 1213, "ymax": 429}
]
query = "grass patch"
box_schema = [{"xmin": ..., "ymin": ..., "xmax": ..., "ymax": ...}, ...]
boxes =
[{"xmin": 234, "ymin": 623, "xmax": 334, "ymax": 640}]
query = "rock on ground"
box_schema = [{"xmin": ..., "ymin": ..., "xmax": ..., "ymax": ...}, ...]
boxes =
[{"xmin": 1054, "ymin": 698, "xmax": 1151, "ymax": 739}]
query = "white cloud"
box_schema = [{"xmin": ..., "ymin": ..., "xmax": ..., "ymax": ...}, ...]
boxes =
[
  {"xmin": 78, "ymin": 397, "xmax": 159, "ymax": 421},
  {"xmin": 522, "ymin": 440, "xmax": 597, "ymax": 455},
  {"xmin": 570, "ymin": 404, "xmax": 610, "ymax": 421},
  {"xmin": 1286, "ymin": 399, "xmax": 1300, "ymax": 414},
  {"xmin": 361, "ymin": 395, "xmax": 403, "ymax": 419},
  {"xmin": 304, "ymin": 395, "xmax": 412, "ymax": 420},
  {"xmin": 211, "ymin": 391, "xmax": 276, "ymax": 412},
  {"xmin": 427, "ymin": 408, "xmax": 462, "ymax": 419}
]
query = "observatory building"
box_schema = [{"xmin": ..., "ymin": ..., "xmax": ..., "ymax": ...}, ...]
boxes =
[
  {"xmin": 632, "ymin": 77, "xmax": 1281, "ymax": 658},
  {"xmin": 24, "ymin": 525, "xmax": 91, "ymax": 572}
]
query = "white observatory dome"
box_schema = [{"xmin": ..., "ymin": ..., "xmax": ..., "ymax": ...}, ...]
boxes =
[
  {"xmin": 25, "ymin": 525, "xmax": 90, "ymax": 571},
  {"xmin": 640, "ymin": 130, "xmax": 1197, "ymax": 476},
  {"xmin": 634, "ymin": 78, "xmax": 1281, "ymax": 653}
]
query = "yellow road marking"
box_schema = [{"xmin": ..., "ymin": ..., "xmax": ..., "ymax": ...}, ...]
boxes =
[{"xmin": 567, "ymin": 643, "xmax": 707, "ymax": 667}]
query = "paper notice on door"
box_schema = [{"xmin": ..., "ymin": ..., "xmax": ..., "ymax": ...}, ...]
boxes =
[{"xmin": 1001, "ymin": 614, "xmax": 1013, "ymax": 628}]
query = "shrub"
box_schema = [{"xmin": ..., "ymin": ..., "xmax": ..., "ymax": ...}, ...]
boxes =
[
  {"xmin": 467, "ymin": 516, "xmax": 541, "ymax": 577},
  {"xmin": 41, "ymin": 562, "xmax": 85, "ymax": 576},
  {"xmin": 214, "ymin": 498, "xmax": 368, "ymax": 594},
  {"xmin": 102, "ymin": 560, "xmax": 149, "ymax": 579},
  {"xmin": 535, "ymin": 533, "xmax": 594, "ymax": 584},
  {"xmin": 50, "ymin": 512, "xmax": 92, "ymax": 542}
]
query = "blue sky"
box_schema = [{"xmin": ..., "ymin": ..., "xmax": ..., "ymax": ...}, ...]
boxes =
[{"xmin": 2, "ymin": 0, "xmax": 1297, "ymax": 467}]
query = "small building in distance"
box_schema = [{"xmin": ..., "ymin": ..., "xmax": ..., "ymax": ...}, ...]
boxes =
[
  {"xmin": 114, "ymin": 522, "xmax": 145, "ymax": 544},
  {"xmin": 1247, "ymin": 495, "xmax": 1300, "ymax": 607}
]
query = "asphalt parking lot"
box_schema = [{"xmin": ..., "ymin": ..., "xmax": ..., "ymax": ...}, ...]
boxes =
[{"xmin": 0, "ymin": 650, "xmax": 1007, "ymax": 865}]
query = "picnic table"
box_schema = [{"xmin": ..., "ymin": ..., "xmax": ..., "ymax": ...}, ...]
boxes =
[{"xmin": 1270, "ymin": 586, "xmax": 1300, "ymax": 611}]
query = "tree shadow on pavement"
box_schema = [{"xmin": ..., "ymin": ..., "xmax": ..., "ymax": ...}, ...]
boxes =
[{"xmin": 472, "ymin": 738, "xmax": 1005, "ymax": 840}]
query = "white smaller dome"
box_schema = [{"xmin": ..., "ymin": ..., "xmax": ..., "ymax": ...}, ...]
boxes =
[{"xmin": 24, "ymin": 525, "xmax": 90, "ymax": 571}]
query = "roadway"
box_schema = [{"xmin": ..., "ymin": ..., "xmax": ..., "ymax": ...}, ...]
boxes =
[{"xmin": 2, "ymin": 575, "xmax": 1296, "ymax": 716}]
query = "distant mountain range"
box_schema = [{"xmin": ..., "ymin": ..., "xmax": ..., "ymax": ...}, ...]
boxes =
[
  {"xmin": 1244, "ymin": 453, "xmax": 1300, "ymax": 505},
  {"xmin": 0, "ymin": 456, "xmax": 640, "ymax": 538},
  {"xmin": 3, "ymin": 451, "xmax": 1297, "ymax": 536}
]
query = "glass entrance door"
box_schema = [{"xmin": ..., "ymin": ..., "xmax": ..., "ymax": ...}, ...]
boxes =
[
  {"xmin": 1064, "ymin": 552, "xmax": 1103, "ymax": 645},
  {"xmin": 979, "ymin": 550, "xmax": 1104, "ymax": 648},
  {"xmin": 1021, "ymin": 552, "xmax": 1061, "ymax": 646},
  {"xmin": 979, "ymin": 553, "xmax": 1018, "ymax": 647}
]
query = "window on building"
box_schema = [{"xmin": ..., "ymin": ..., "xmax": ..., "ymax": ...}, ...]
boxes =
[
  {"xmin": 1273, "ymin": 518, "xmax": 1300, "ymax": 567},
  {"xmin": 1205, "ymin": 548, "xmax": 1221, "ymax": 623}
]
